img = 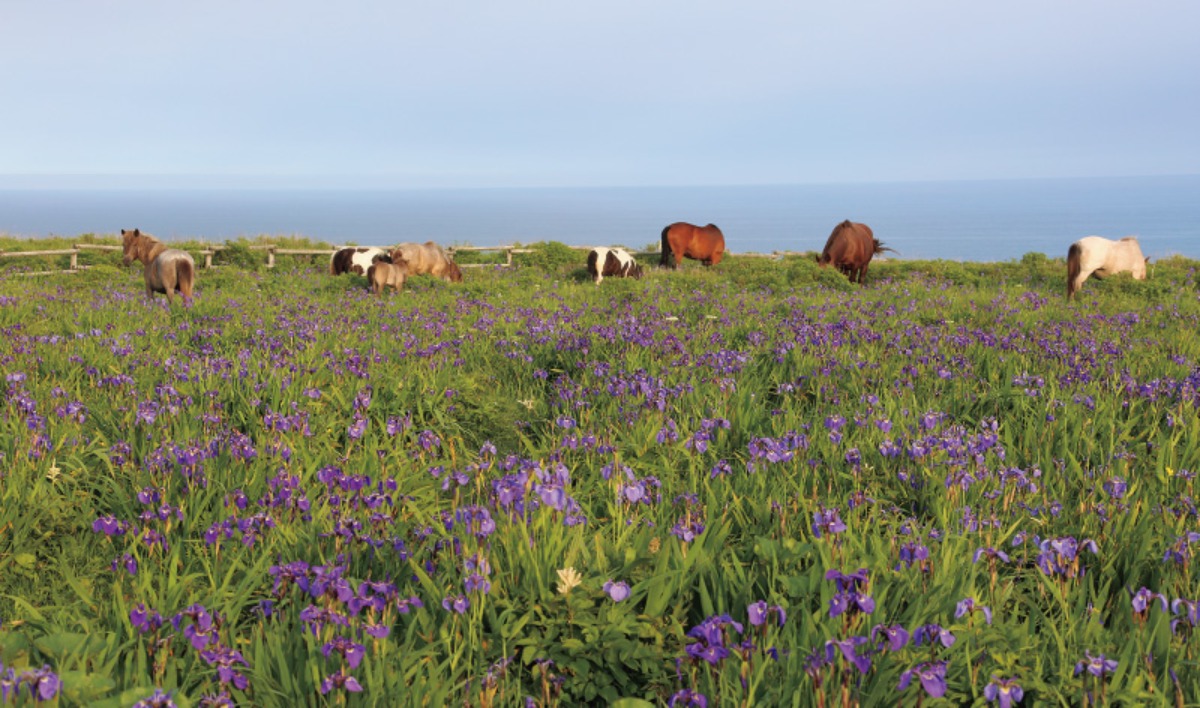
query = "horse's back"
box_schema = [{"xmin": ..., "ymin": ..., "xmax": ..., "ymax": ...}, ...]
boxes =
[{"xmin": 664, "ymin": 222, "xmax": 724, "ymax": 264}]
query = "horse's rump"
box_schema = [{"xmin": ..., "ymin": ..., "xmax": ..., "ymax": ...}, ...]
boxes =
[
  {"xmin": 1066, "ymin": 236, "xmax": 1147, "ymax": 300},
  {"xmin": 389, "ymin": 242, "xmax": 462, "ymax": 282},
  {"xmin": 121, "ymin": 229, "xmax": 196, "ymax": 304}
]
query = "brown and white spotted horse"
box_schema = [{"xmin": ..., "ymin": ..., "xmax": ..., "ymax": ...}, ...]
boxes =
[
  {"xmin": 330, "ymin": 247, "xmax": 391, "ymax": 276},
  {"xmin": 586, "ymin": 247, "xmax": 643, "ymax": 285}
]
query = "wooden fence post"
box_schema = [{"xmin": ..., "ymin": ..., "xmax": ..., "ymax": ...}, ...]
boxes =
[
  {"xmin": 70, "ymin": 250, "xmax": 78, "ymax": 270},
  {"xmin": 267, "ymin": 247, "xmax": 276, "ymax": 269}
]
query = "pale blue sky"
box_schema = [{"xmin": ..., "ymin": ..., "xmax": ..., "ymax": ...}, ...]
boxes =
[{"xmin": 2, "ymin": 0, "xmax": 1197, "ymax": 188}]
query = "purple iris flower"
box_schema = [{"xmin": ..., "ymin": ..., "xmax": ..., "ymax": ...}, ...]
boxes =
[
  {"xmin": 686, "ymin": 643, "xmax": 730, "ymax": 666},
  {"xmin": 1102, "ymin": 477, "xmax": 1128, "ymax": 500},
  {"xmin": 322, "ymin": 637, "xmax": 367, "ymax": 669},
  {"xmin": 973, "ymin": 547, "xmax": 1011, "ymax": 564},
  {"xmin": 898, "ymin": 661, "xmax": 947, "ymax": 698},
  {"xmin": 603, "ymin": 580, "xmax": 631, "ymax": 602},
  {"xmin": 130, "ymin": 604, "xmax": 163, "ymax": 634},
  {"xmin": 824, "ymin": 568, "xmax": 869, "ymax": 592},
  {"xmin": 824, "ymin": 636, "xmax": 871, "ymax": 674},
  {"xmin": 1074, "ymin": 651, "xmax": 1118, "ymax": 677},
  {"xmin": 442, "ymin": 595, "xmax": 470, "ymax": 614},
  {"xmin": 829, "ymin": 591, "xmax": 875, "ymax": 618},
  {"xmin": 1171, "ymin": 598, "xmax": 1198, "ymax": 634},
  {"xmin": 1130, "ymin": 586, "xmax": 1168, "ymax": 616},
  {"xmin": 747, "ymin": 600, "xmax": 787, "ymax": 627},
  {"xmin": 92, "ymin": 516, "xmax": 127, "ymax": 536},
  {"xmin": 955, "ymin": 597, "xmax": 993, "ymax": 625},
  {"xmin": 913, "ymin": 624, "xmax": 956, "ymax": 648},
  {"xmin": 669, "ymin": 688, "xmax": 708, "ymax": 707},
  {"xmin": 319, "ymin": 670, "xmax": 363, "ymax": 694},
  {"xmin": 870, "ymin": 623, "xmax": 909, "ymax": 652},
  {"xmin": 984, "ymin": 676, "xmax": 1024, "ymax": 707},
  {"xmin": 812, "ymin": 508, "xmax": 847, "ymax": 538}
]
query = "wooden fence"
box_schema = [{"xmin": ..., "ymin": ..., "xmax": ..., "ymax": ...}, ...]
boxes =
[{"xmin": 0, "ymin": 243, "xmax": 814, "ymax": 276}]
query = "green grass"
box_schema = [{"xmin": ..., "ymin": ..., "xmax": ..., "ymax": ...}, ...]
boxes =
[{"xmin": 0, "ymin": 239, "xmax": 1198, "ymax": 706}]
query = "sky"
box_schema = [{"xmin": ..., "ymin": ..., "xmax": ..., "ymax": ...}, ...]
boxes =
[{"xmin": 2, "ymin": 0, "xmax": 1198, "ymax": 188}]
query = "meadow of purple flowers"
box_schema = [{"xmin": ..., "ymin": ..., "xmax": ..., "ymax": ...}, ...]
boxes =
[{"xmin": 1, "ymin": 250, "xmax": 1198, "ymax": 706}]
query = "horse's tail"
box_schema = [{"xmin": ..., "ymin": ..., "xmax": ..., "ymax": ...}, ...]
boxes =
[
  {"xmin": 1066, "ymin": 242, "xmax": 1082, "ymax": 300},
  {"xmin": 873, "ymin": 239, "xmax": 897, "ymax": 255},
  {"xmin": 177, "ymin": 258, "xmax": 195, "ymax": 302},
  {"xmin": 660, "ymin": 225, "xmax": 672, "ymax": 267}
]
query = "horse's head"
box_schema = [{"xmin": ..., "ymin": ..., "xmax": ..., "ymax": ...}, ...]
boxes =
[
  {"xmin": 121, "ymin": 228, "xmax": 142, "ymax": 266},
  {"xmin": 629, "ymin": 262, "xmax": 644, "ymax": 279},
  {"xmin": 446, "ymin": 260, "xmax": 464, "ymax": 283}
]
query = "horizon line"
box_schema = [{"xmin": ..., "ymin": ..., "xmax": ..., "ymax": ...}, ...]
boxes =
[{"xmin": 0, "ymin": 172, "xmax": 1197, "ymax": 191}]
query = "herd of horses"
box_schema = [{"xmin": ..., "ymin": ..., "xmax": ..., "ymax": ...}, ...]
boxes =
[{"xmin": 120, "ymin": 221, "xmax": 1149, "ymax": 306}]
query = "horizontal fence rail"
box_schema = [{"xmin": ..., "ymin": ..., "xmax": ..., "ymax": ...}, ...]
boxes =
[{"xmin": 1, "ymin": 243, "xmax": 816, "ymax": 276}]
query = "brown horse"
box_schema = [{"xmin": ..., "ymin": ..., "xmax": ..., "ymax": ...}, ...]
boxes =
[
  {"xmin": 1066, "ymin": 236, "xmax": 1148, "ymax": 300},
  {"xmin": 121, "ymin": 228, "xmax": 195, "ymax": 305},
  {"xmin": 367, "ymin": 260, "xmax": 408, "ymax": 296},
  {"xmin": 388, "ymin": 242, "xmax": 463, "ymax": 282},
  {"xmin": 817, "ymin": 220, "xmax": 894, "ymax": 285},
  {"xmin": 660, "ymin": 222, "xmax": 725, "ymax": 268}
]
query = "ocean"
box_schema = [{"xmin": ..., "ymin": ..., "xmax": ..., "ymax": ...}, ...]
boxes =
[{"xmin": 1, "ymin": 176, "xmax": 1197, "ymax": 261}]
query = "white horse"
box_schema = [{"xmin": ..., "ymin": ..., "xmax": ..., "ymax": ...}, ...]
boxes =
[{"xmin": 1067, "ymin": 236, "xmax": 1148, "ymax": 300}]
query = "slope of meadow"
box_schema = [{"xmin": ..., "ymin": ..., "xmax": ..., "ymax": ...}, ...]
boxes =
[{"xmin": 1, "ymin": 243, "xmax": 1198, "ymax": 706}]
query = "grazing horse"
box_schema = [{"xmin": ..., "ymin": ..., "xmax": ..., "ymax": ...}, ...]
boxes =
[
  {"xmin": 817, "ymin": 220, "xmax": 894, "ymax": 285},
  {"xmin": 388, "ymin": 242, "xmax": 463, "ymax": 283},
  {"xmin": 1066, "ymin": 236, "xmax": 1148, "ymax": 300},
  {"xmin": 586, "ymin": 247, "xmax": 643, "ymax": 285},
  {"xmin": 367, "ymin": 260, "xmax": 408, "ymax": 296},
  {"xmin": 660, "ymin": 222, "xmax": 725, "ymax": 268},
  {"xmin": 121, "ymin": 228, "xmax": 195, "ymax": 305},
  {"xmin": 330, "ymin": 247, "xmax": 391, "ymax": 276}
]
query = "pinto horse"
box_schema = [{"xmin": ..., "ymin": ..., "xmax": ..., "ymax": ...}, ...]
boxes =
[
  {"xmin": 388, "ymin": 242, "xmax": 463, "ymax": 282},
  {"xmin": 586, "ymin": 247, "xmax": 643, "ymax": 284},
  {"xmin": 1066, "ymin": 236, "xmax": 1148, "ymax": 300},
  {"xmin": 330, "ymin": 247, "xmax": 391, "ymax": 276},
  {"xmin": 817, "ymin": 220, "xmax": 894, "ymax": 285},
  {"xmin": 121, "ymin": 228, "xmax": 195, "ymax": 305},
  {"xmin": 660, "ymin": 223, "xmax": 725, "ymax": 268}
]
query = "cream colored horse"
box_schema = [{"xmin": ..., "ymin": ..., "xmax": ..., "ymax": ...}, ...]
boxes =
[
  {"xmin": 388, "ymin": 242, "xmax": 463, "ymax": 282},
  {"xmin": 121, "ymin": 229, "xmax": 196, "ymax": 305},
  {"xmin": 1066, "ymin": 236, "xmax": 1148, "ymax": 300}
]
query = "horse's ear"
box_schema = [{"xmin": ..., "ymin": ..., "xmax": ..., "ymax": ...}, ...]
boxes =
[
  {"xmin": 1145, "ymin": 257, "xmax": 1150, "ymax": 264},
  {"xmin": 133, "ymin": 228, "xmax": 141, "ymax": 237}
]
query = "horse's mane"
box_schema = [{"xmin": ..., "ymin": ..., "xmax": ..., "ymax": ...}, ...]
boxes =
[{"xmin": 1119, "ymin": 236, "xmax": 1140, "ymax": 242}]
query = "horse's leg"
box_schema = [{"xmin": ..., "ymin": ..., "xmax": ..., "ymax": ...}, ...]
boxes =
[
  {"xmin": 859, "ymin": 263, "xmax": 869, "ymax": 285},
  {"xmin": 1069, "ymin": 264, "xmax": 1096, "ymax": 300}
]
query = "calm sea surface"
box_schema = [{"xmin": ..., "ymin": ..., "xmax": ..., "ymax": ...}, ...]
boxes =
[{"xmin": 1, "ymin": 176, "xmax": 1197, "ymax": 261}]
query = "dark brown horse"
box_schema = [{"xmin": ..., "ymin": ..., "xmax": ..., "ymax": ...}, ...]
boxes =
[
  {"xmin": 817, "ymin": 220, "xmax": 894, "ymax": 285},
  {"xmin": 660, "ymin": 222, "xmax": 725, "ymax": 268},
  {"xmin": 121, "ymin": 228, "xmax": 196, "ymax": 305}
]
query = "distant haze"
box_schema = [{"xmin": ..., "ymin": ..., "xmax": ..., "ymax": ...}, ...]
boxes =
[{"xmin": 2, "ymin": 1, "xmax": 1198, "ymax": 188}]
